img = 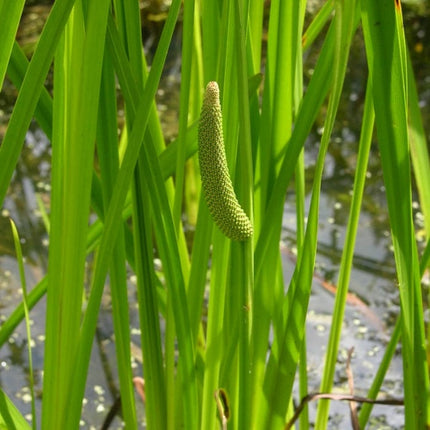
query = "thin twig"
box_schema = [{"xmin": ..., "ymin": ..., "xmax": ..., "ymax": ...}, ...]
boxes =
[
  {"xmin": 101, "ymin": 396, "xmax": 121, "ymax": 430},
  {"xmin": 346, "ymin": 347, "xmax": 359, "ymax": 430},
  {"xmin": 284, "ymin": 392, "xmax": 404, "ymax": 430}
]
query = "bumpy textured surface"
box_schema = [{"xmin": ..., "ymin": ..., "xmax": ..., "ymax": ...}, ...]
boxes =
[{"xmin": 198, "ymin": 81, "xmax": 253, "ymax": 241}]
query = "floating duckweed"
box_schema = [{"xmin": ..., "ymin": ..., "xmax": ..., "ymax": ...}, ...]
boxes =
[{"xmin": 198, "ymin": 81, "xmax": 253, "ymax": 241}]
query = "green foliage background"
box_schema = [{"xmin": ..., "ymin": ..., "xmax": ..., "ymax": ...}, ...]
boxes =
[{"xmin": 0, "ymin": 0, "xmax": 429, "ymax": 428}]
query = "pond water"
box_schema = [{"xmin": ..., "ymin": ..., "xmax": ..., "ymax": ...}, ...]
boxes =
[{"xmin": 0, "ymin": 1, "xmax": 429, "ymax": 429}]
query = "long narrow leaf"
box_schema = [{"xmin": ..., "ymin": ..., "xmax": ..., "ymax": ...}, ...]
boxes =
[
  {"xmin": 259, "ymin": 2, "xmax": 359, "ymax": 427},
  {"xmin": 0, "ymin": 0, "xmax": 76, "ymax": 204},
  {"xmin": 362, "ymin": 0, "xmax": 429, "ymax": 426},
  {"xmin": 0, "ymin": 389, "xmax": 31, "ymax": 430},
  {"xmin": 316, "ymin": 77, "xmax": 375, "ymax": 427},
  {"xmin": 0, "ymin": 0, "xmax": 25, "ymax": 87},
  {"xmin": 43, "ymin": 0, "xmax": 111, "ymax": 427},
  {"xmin": 68, "ymin": 3, "xmax": 199, "ymax": 428}
]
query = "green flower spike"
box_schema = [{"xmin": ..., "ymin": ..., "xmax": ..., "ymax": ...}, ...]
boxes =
[{"xmin": 198, "ymin": 81, "xmax": 253, "ymax": 241}]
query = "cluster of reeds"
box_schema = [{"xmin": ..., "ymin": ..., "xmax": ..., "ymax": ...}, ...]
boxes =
[{"xmin": 0, "ymin": 0, "xmax": 429, "ymax": 428}]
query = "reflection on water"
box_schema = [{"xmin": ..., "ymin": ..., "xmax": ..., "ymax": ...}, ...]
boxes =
[{"xmin": 0, "ymin": 1, "xmax": 429, "ymax": 428}]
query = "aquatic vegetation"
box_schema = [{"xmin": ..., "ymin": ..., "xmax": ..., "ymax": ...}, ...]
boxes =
[
  {"xmin": 0, "ymin": 0, "xmax": 428, "ymax": 429},
  {"xmin": 198, "ymin": 81, "xmax": 253, "ymax": 241}
]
